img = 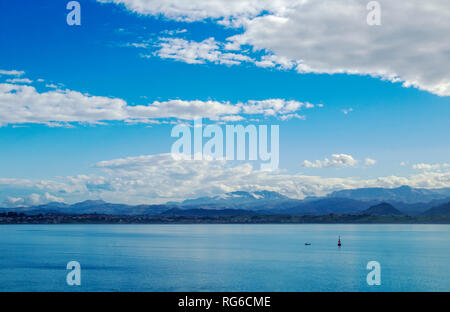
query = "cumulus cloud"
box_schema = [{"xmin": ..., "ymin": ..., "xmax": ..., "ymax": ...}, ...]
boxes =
[
  {"xmin": 223, "ymin": 0, "xmax": 450, "ymax": 96},
  {"xmin": 302, "ymin": 154, "xmax": 359, "ymax": 168},
  {"xmin": 160, "ymin": 28, "xmax": 187, "ymax": 36},
  {"xmin": 253, "ymin": 54, "xmax": 298, "ymax": 70},
  {"xmin": 127, "ymin": 99, "xmax": 242, "ymax": 121},
  {"xmin": 154, "ymin": 37, "xmax": 254, "ymax": 66},
  {"xmin": 104, "ymin": 0, "xmax": 450, "ymax": 96},
  {"xmin": 0, "ymin": 83, "xmax": 128, "ymax": 126},
  {"xmin": 0, "ymin": 177, "xmax": 87, "ymax": 195},
  {"xmin": 3, "ymin": 194, "xmax": 40, "ymax": 208},
  {"xmin": 126, "ymin": 98, "xmax": 317, "ymax": 121},
  {"xmin": 0, "ymin": 82, "xmax": 317, "ymax": 125},
  {"xmin": 3, "ymin": 154, "xmax": 449, "ymax": 205},
  {"xmin": 279, "ymin": 113, "xmax": 306, "ymax": 121},
  {"xmin": 413, "ymin": 163, "xmax": 450, "ymax": 171},
  {"xmin": 0, "ymin": 69, "xmax": 25, "ymax": 76},
  {"xmin": 364, "ymin": 158, "xmax": 377, "ymax": 166},
  {"xmin": 74, "ymin": 155, "xmax": 450, "ymax": 202},
  {"xmin": 1, "ymin": 192, "xmax": 65, "ymax": 208},
  {"xmin": 44, "ymin": 192, "xmax": 65, "ymax": 203},
  {"xmin": 0, "ymin": 154, "xmax": 448, "ymax": 205},
  {"xmin": 97, "ymin": 0, "xmax": 294, "ymax": 25},
  {"xmin": 241, "ymin": 99, "xmax": 315, "ymax": 116},
  {"xmin": 140, "ymin": 37, "xmax": 296, "ymax": 70},
  {"xmin": 3, "ymin": 196, "xmax": 25, "ymax": 208},
  {"xmin": 5, "ymin": 78, "xmax": 32, "ymax": 84}
]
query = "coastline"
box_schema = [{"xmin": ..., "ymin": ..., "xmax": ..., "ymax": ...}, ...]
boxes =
[{"xmin": 1, "ymin": 213, "xmax": 449, "ymax": 224}]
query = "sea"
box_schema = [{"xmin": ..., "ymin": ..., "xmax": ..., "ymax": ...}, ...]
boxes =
[{"xmin": 0, "ymin": 224, "xmax": 449, "ymax": 291}]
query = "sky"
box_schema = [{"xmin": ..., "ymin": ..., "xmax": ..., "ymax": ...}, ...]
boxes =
[{"xmin": 0, "ymin": 0, "xmax": 449, "ymax": 206}]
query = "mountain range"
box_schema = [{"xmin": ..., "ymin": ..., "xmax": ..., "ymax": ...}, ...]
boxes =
[
  {"xmin": 325, "ymin": 185, "xmax": 450, "ymax": 203},
  {"xmin": 2, "ymin": 186, "xmax": 450, "ymax": 217}
]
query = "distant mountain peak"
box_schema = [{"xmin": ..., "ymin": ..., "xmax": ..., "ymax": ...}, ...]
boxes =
[
  {"xmin": 178, "ymin": 190, "xmax": 289, "ymax": 207},
  {"xmin": 40, "ymin": 201, "xmax": 68, "ymax": 207},
  {"xmin": 79, "ymin": 199, "xmax": 106, "ymax": 204},
  {"xmin": 327, "ymin": 186, "xmax": 450, "ymax": 204},
  {"xmin": 71, "ymin": 199, "xmax": 107, "ymax": 208},
  {"xmin": 396, "ymin": 185, "xmax": 412, "ymax": 190}
]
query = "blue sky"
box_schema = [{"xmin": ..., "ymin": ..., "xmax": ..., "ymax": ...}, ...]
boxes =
[{"xmin": 0, "ymin": 0, "xmax": 449, "ymax": 206}]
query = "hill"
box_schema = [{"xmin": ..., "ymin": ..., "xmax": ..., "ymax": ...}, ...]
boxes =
[
  {"xmin": 277, "ymin": 197, "xmax": 374, "ymax": 215},
  {"xmin": 422, "ymin": 202, "xmax": 450, "ymax": 216},
  {"xmin": 3, "ymin": 200, "xmax": 169, "ymax": 216},
  {"xmin": 361, "ymin": 203, "xmax": 404, "ymax": 216}
]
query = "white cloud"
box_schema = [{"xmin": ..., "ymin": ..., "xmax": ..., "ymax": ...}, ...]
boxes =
[
  {"xmin": 3, "ymin": 196, "xmax": 25, "ymax": 208},
  {"xmin": 0, "ymin": 83, "xmax": 128, "ymax": 126},
  {"xmin": 3, "ymin": 193, "xmax": 40, "ymax": 208},
  {"xmin": 1, "ymin": 192, "xmax": 64, "ymax": 208},
  {"xmin": 135, "ymin": 37, "xmax": 300, "ymax": 70},
  {"xmin": 301, "ymin": 155, "xmax": 375, "ymax": 169},
  {"xmin": 254, "ymin": 54, "xmax": 298, "ymax": 70},
  {"xmin": 127, "ymin": 98, "xmax": 316, "ymax": 121},
  {"xmin": 0, "ymin": 69, "xmax": 25, "ymax": 76},
  {"xmin": 223, "ymin": 0, "xmax": 450, "ymax": 96},
  {"xmin": 364, "ymin": 158, "xmax": 377, "ymax": 166},
  {"xmin": 127, "ymin": 99, "xmax": 240, "ymax": 120},
  {"xmin": 1, "ymin": 154, "xmax": 449, "ymax": 205},
  {"xmin": 105, "ymin": 0, "xmax": 450, "ymax": 96},
  {"xmin": 5, "ymin": 78, "xmax": 32, "ymax": 84},
  {"xmin": 44, "ymin": 192, "xmax": 65, "ymax": 203},
  {"xmin": 302, "ymin": 154, "xmax": 358, "ymax": 168},
  {"xmin": 78, "ymin": 155, "xmax": 450, "ymax": 202},
  {"xmin": 241, "ymin": 99, "xmax": 315, "ymax": 116},
  {"xmin": 154, "ymin": 37, "xmax": 254, "ymax": 66},
  {"xmin": 97, "ymin": 0, "xmax": 294, "ymax": 25},
  {"xmin": 0, "ymin": 82, "xmax": 317, "ymax": 125},
  {"xmin": 413, "ymin": 163, "xmax": 450, "ymax": 171},
  {"xmin": 160, "ymin": 28, "xmax": 187, "ymax": 35},
  {"xmin": 342, "ymin": 108, "xmax": 353, "ymax": 115},
  {"xmin": 279, "ymin": 113, "xmax": 306, "ymax": 121}
]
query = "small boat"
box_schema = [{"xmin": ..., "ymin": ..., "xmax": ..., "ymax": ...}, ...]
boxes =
[
  {"xmin": 338, "ymin": 236, "xmax": 342, "ymax": 247},
  {"xmin": 304, "ymin": 243, "xmax": 311, "ymax": 246}
]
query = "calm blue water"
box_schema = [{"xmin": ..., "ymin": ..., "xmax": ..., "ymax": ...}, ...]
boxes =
[{"xmin": 0, "ymin": 224, "xmax": 449, "ymax": 292}]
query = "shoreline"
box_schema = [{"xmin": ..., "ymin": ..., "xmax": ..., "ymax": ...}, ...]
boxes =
[{"xmin": 1, "ymin": 214, "xmax": 449, "ymax": 225}]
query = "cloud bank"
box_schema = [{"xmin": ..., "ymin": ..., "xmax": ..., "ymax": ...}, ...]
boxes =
[
  {"xmin": 106, "ymin": 0, "xmax": 450, "ymax": 96},
  {"xmin": 0, "ymin": 81, "xmax": 317, "ymax": 126},
  {"xmin": 2, "ymin": 153, "xmax": 449, "ymax": 206},
  {"xmin": 302, "ymin": 154, "xmax": 364, "ymax": 168}
]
